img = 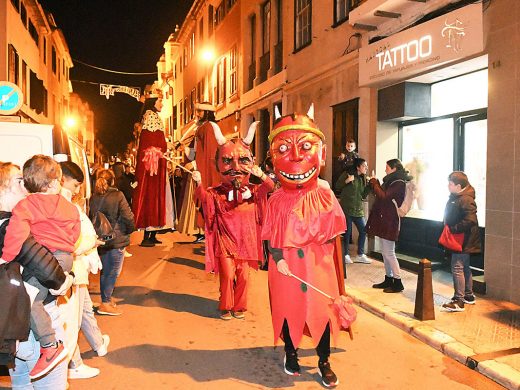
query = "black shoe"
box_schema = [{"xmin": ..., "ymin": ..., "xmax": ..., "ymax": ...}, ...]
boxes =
[
  {"xmin": 463, "ymin": 295, "xmax": 476, "ymax": 305},
  {"xmin": 193, "ymin": 234, "xmax": 205, "ymax": 243},
  {"xmin": 283, "ymin": 352, "xmax": 301, "ymax": 376},
  {"xmin": 150, "ymin": 237, "xmax": 162, "ymax": 244},
  {"xmin": 372, "ymin": 275, "xmax": 393, "ymax": 289},
  {"xmin": 383, "ymin": 278, "xmax": 404, "ymax": 293},
  {"xmin": 318, "ymin": 360, "xmax": 339, "ymax": 387},
  {"xmin": 139, "ymin": 239, "xmax": 155, "ymax": 247}
]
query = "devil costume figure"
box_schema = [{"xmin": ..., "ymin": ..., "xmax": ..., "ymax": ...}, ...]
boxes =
[
  {"xmin": 261, "ymin": 106, "xmax": 346, "ymax": 387},
  {"xmin": 193, "ymin": 121, "xmax": 274, "ymax": 320}
]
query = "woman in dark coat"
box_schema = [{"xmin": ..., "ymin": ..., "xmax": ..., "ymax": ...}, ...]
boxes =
[
  {"xmin": 90, "ymin": 169, "xmax": 135, "ymax": 316},
  {"xmin": 366, "ymin": 158, "xmax": 412, "ymax": 293}
]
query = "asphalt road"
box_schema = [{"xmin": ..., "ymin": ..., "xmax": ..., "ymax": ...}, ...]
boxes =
[{"xmin": 1, "ymin": 231, "xmax": 504, "ymax": 389}]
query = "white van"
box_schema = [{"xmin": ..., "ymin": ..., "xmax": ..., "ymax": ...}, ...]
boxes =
[{"xmin": 0, "ymin": 122, "xmax": 91, "ymax": 199}]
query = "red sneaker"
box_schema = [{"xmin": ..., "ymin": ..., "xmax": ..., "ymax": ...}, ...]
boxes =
[{"xmin": 29, "ymin": 341, "xmax": 68, "ymax": 379}]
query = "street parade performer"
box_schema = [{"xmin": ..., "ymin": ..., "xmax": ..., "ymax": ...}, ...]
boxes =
[
  {"xmin": 193, "ymin": 120, "xmax": 274, "ymax": 320},
  {"xmin": 262, "ymin": 105, "xmax": 346, "ymax": 388},
  {"xmin": 132, "ymin": 95, "xmax": 175, "ymax": 247}
]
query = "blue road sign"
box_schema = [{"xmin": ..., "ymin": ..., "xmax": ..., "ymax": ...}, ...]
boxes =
[{"xmin": 0, "ymin": 82, "xmax": 23, "ymax": 115}]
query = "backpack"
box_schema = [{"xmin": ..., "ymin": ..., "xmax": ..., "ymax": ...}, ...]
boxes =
[
  {"xmin": 392, "ymin": 180, "xmax": 415, "ymax": 218},
  {"xmin": 90, "ymin": 194, "xmax": 115, "ymax": 243}
]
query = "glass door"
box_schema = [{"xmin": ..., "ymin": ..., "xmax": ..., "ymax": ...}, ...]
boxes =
[{"xmin": 459, "ymin": 114, "xmax": 487, "ymax": 226}]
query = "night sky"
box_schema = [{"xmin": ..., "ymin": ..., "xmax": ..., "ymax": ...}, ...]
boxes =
[{"xmin": 39, "ymin": 0, "xmax": 194, "ymax": 155}]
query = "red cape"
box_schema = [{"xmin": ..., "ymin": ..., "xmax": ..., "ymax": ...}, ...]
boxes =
[{"xmin": 261, "ymin": 180, "xmax": 346, "ymax": 347}]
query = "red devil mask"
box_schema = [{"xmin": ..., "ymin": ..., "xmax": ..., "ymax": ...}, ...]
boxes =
[
  {"xmin": 211, "ymin": 121, "xmax": 258, "ymax": 189},
  {"xmin": 269, "ymin": 105, "xmax": 326, "ymax": 191}
]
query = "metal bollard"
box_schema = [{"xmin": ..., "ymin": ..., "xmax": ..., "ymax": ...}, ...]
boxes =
[{"xmin": 414, "ymin": 258, "xmax": 435, "ymax": 321}]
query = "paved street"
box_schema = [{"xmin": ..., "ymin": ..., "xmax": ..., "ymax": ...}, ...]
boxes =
[{"xmin": 1, "ymin": 231, "xmax": 503, "ymax": 389}]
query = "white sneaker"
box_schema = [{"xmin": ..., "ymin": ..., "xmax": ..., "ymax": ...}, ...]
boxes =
[
  {"xmin": 355, "ymin": 254, "xmax": 372, "ymax": 264},
  {"xmin": 96, "ymin": 334, "xmax": 110, "ymax": 357},
  {"xmin": 344, "ymin": 255, "xmax": 353, "ymax": 264},
  {"xmin": 124, "ymin": 250, "xmax": 132, "ymax": 257},
  {"xmin": 68, "ymin": 364, "xmax": 100, "ymax": 379}
]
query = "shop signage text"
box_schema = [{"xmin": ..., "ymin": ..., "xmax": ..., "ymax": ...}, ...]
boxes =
[
  {"xmin": 359, "ymin": 3, "xmax": 483, "ymax": 87},
  {"xmin": 100, "ymin": 84, "xmax": 141, "ymax": 101}
]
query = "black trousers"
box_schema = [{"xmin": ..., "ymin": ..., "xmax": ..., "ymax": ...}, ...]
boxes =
[{"xmin": 282, "ymin": 319, "xmax": 330, "ymax": 362}]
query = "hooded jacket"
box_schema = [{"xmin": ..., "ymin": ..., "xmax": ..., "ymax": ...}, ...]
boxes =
[
  {"xmin": 1, "ymin": 193, "xmax": 80, "ymax": 262},
  {"xmin": 365, "ymin": 169, "xmax": 413, "ymax": 241},
  {"xmin": 444, "ymin": 185, "xmax": 481, "ymax": 254}
]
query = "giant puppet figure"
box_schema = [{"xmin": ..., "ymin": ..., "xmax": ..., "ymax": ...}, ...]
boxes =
[
  {"xmin": 193, "ymin": 121, "xmax": 274, "ymax": 320},
  {"xmin": 262, "ymin": 105, "xmax": 346, "ymax": 388}
]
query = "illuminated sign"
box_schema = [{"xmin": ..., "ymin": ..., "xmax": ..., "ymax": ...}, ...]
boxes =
[
  {"xmin": 359, "ymin": 3, "xmax": 483, "ymax": 87},
  {"xmin": 100, "ymin": 84, "xmax": 141, "ymax": 101}
]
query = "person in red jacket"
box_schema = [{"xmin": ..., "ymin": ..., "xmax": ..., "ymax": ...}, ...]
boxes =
[
  {"xmin": 262, "ymin": 105, "xmax": 346, "ymax": 388},
  {"xmin": 0, "ymin": 155, "xmax": 78, "ymax": 379},
  {"xmin": 194, "ymin": 120, "xmax": 273, "ymax": 320}
]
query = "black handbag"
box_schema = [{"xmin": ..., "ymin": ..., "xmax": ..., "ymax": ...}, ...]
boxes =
[{"xmin": 91, "ymin": 194, "xmax": 115, "ymax": 242}]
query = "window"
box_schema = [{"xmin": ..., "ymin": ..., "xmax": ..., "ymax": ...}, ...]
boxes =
[
  {"xmin": 179, "ymin": 100, "xmax": 184, "ymax": 125},
  {"xmin": 333, "ymin": 0, "xmax": 349, "ymax": 25},
  {"xmin": 229, "ymin": 46, "xmax": 238, "ymax": 96},
  {"xmin": 190, "ymin": 88, "xmax": 196, "ymax": 120},
  {"xmin": 172, "ymin": 104, "xmax": 177, "ymax": 130},
  {"xmin": 8, "ymin": 44, "xmax": 19, "ymax": 85},
  {"xmin": 184, "ymin": 97, "xmax": 188, "ymax": 124},
  {"xmin": 21, "ymin": 61, "xmax": 27, "ymax": 103},
  {"xmin": 183, "ymin": 46, "xmax": 188, "ymax": 67},
  {"xmin": 208, "ymin": 5, "xmax": 214, "ymax": 36},
  {"xmin": 43, "ymin": 37, "xmax": 47, "ymax": 64},
  {"xmin": 216, "ymin": 57, "xmax": 226, "ymax": 104},
  {"xmin": 295, "ymin": 0, "xmax": 312, "ymax": 51},
  {"xmin": 227, "ymin": 0, "xmax": 237, "ymax": 10},
  {"xmin": 10, "ymin": 0, "xmax": 19, "ymax": 12},
  {"xmin": 189, "ymin": 30, "xmax": 195, "ymax": 60},
  {"xmin": 262, "ymin": 1, "xmax": 271, "ymax": 55},
  {"xmin": 20, "ymin": 2, "xmax": 27, "ymax": 27},
  {"xmin": 199, "ymin": 19, "xmax": 204, "ymax": 41},
  {"xmin": 30, "ymin": 70, "xmax": 46, "ymax": 114},
  {"xmin": 29, "ymin": 20, "xmax": 39, "ymax": 45},
  {"xmin": 215, "ymin": 2, "xmax": 225, "ymax": 26},
  {"xmin": 52, "ymin": 46, "xmax": 57, "ymax": 74}
]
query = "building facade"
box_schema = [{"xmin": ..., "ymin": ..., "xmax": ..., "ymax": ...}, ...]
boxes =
[
  {"xmin": 0, "ymin": 0, "xmax": 95, "ymax": 163},
  {"xmin": 160, "ymin": 0, "xmax": 519, "ymax": 304}
]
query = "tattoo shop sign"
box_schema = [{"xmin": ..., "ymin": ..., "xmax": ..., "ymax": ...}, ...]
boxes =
[
  {"xmin": 359, "ymin": 3, "xmax": 483, "ymax": 87},
  {"xmin": 100, "ymin": 84, "xmax": 141, "ymax": 101}
]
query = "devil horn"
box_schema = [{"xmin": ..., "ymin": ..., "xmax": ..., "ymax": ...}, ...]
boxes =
[
  {"xmin": 243, "ymin": 121, "xmax": 259, "ymax": 145},
  {"xmin": 307, "ymin": 103, "xmax": 315, "ymax": 120},
  {"xmin": 274, "ymin": 105, "xmax": 281, "ymax": 120},
  {"xmin": 209, "ymin": 121, "xmax": 227, "ymax": 145}
]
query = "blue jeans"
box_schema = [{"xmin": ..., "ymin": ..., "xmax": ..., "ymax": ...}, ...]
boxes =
[
  {"xmin": 451, "ymin": 253, "xmax": 473, "ymax": 300},
  {"xmin": 100, "ymin": 248, "xmax": 125, "ymax": 303},
  {"xmin": 344, "ymin": 216, "xmax": 366, "ymax": 256},
  {"xmin": 9, "ymin": 301, "xmax": 67, "ymax": 389}
]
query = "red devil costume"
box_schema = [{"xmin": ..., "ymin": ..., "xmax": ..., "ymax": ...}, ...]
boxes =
[
  {"xmin": 261, "ymin": 105, "xmax": 346, "ymax": 387},
  {"xmin": 194, "ymin": 121, "xmax": 274, "ymax": 319}
]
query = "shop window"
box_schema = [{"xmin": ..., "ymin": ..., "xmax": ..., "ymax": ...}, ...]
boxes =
[
  {"xmin": 431, "ymin": 70, "xmax": 487, "ymax": 117},
  {"xmin": 401, "ymin": 118, "xmax": 454, "ymax": 222},
  {"xmin": 294, "ymin": 0, "xmax": 311, "ymax": 51}
]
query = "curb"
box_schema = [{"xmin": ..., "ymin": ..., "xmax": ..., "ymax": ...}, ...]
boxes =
[{"xmin": 345, "ymin": 287, "xmax": 520, "ymax": 389}]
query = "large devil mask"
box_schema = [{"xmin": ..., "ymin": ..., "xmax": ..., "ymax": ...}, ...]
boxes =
[
  {"xmin": 269, "ymin": 105, "xmax": 326, "ymax": 191},
  {"xmin": 211, "ymin": 121, "xmax": 258, "ymax": 189}
]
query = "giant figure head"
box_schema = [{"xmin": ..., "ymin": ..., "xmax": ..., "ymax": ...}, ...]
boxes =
[
  {"xmin": 211, "ymin": 121, "xmax": 258, "ymax": 189},
  {"xmin": 268, "ymin": 105, "xmax": 326, "ymax": 191}
]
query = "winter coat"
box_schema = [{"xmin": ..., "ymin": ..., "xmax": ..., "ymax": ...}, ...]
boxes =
[
  {"xmin": 443, "ymin": 185, "xmax": 481, "ymax": 254},
  {"xmin": 335, "ymin": 171, "xmax": 369, "ymax": 218},
  {"xmin": 365, "ymin": 170, "xmax": 412, "ymax": 241},
  {"xmin": 89, "ymin": 188, "xmax": 136, "ymax": 250}
]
